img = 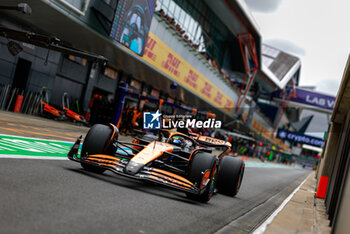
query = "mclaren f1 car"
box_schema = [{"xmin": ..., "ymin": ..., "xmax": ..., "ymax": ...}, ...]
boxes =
[{"xmin": 68, "ymin": 124, "xmax": 245, "ymax": 202}]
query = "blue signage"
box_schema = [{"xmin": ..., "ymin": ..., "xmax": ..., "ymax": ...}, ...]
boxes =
[
  {"xmin": 277, "ymin": 129, "xmax": 325, "ymax": 147},
  {"xmin": 274, "ymin": 88, "xmax": 335, "ymax": 111}
]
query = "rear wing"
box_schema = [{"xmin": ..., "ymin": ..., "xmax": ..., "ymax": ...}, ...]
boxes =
[
  {"xmin": 196, "ymin": 135, "xmax": 231, "ymax": 148},
  {"xmin": 189, "ymin": 133, "xmax": 231, "ymax": 158}
]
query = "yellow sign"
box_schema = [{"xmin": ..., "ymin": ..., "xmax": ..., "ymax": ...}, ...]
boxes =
[
  {"xmin": 141, "ymin": 32, "xmax": 234, "ymax": 113},
  {"xmin": 250, "ymin": 117, "xmax": 272, "ymax": 139},
  {"xmin": 243, "ymin": 112, "xmax": 290, "ymax": 150}
]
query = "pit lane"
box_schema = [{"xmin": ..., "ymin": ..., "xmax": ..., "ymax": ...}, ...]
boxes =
[
  {"xmin": 0, "ymin": 159, "xmax": 309, "ymax": 234},
  {"xmin": 0, "ymin": 111, "xmax": 310, "ymax": 233}
]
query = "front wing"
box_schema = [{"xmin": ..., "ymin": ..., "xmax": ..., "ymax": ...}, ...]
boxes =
[{"xmin": 68, "ymin": 139, "xmax": 202, "ymax": 195}]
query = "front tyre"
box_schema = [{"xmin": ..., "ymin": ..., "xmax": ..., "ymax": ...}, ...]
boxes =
[
  {"xmin": 186, "ymin": 152, "xmax": 218, "ymax": 203},
  {"xmin": 80, "ymin": 124, "xmax": 115, "ymax": 173},
  {"xmin": 217, "ymin": 156, "xmax": 245, "ymax": 196}
]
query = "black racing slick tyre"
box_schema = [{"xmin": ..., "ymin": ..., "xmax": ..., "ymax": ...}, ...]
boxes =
[
  {"xmin": 80, "ymin": 124, "xmax": 115, "ymax": 173},
  {"xmin": 217, "ymin": 156, "xmax": 245, "ymax": 196},
  {"xmin": 186, "ymin": 152, "xmax": 218, "ymax": 203}
]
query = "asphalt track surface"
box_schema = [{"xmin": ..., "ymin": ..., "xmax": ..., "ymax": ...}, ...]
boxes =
[
  {"xmin": 0, "ymin": 158, "xmax": 310, "ymax": 234},
  {"xmin": 0, "ymin": 112, "xmax": 310, "ymax": 233}
]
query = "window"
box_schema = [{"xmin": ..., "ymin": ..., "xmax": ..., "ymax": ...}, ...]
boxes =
[
  {"xmin": 56, "ymin": 0, "xmax": 90, "ymax": 15},
  {"xmin": 156, "ymin": 0, "xmax": 230, "ymax": 67}
]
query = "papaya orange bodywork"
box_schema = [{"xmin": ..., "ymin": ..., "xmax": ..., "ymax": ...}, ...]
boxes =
[
  {"xmin": 152, "ymin": 168, "xmax": 193, "ymax": 186},
  {"xmin": 85, "ymin": 159, "xmax": 118, "ymax": 167},
  {"xmin": 198, "ymin": 136, "xmax": 226, "ymax": 145},
  {"xmin": 150, "ymin": 172, "xmax": 192, "ymax": 188},
  {"xmin": 88, "ymin": 154, "xmax": 121, "ymax": 161},
  {"xmin": 147, "ymin": 175, "xmax": 191, "ymax": 190},
  {"xmin": 130, "ymin": 141, "xmax": 173, "ymax": 165},
  {"xmin": 86, "ymin": 154, "xmax": 121, "ymax": 167}
]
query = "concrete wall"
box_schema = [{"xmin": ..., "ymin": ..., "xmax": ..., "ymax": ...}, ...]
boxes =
[
  {"xmin": 0, "ymin": 37, "xmax": 61, "ymax": 96},
  {"xmin": 0, "ymin": 37, "xmax": 16, "ymax": 85},
  {"xmin": 0, "ymin": 13, "xmax": 119, "ymax": 111},
  {"xmin": 95, "ymin": 73, "xmax": 118, "ymax": 94},
  {"xmin": 0, "ymin": 15, "xmax": 61, "ymax": 97},
  {"xmin": 317, "ymin": 123, "xmax": 342, "ymax": 180}
]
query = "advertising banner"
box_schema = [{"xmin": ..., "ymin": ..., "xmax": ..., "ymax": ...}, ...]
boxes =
[
  {"xmin": 242, "ymin": 112, "xmax": 290, "ymax": 150},
  {"xmin": 140, "ymin": 32, "xmax": 235, "ymax": 113},
  {"xmin": 243, "ymin": 112, "xmax": 273, "ymax": 138},
  {"xmin": 276, "ymin": 128, "xmax": 325, "ymax": 147},
  {"xmin": 274, "ymin": 88, "xmax": 335, "ymax": 111}
]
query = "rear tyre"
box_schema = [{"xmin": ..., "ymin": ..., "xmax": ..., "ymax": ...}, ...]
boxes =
[
  {"xmin": 80, "ymin": 124, "xmax": 114, "ymax": 173},
  {"xmin": 186, "ymin": 152, "xmax": 218, "ymax": 203},
  {"xmin": 217, "ymin": 156, "xmax": 245, "ymax": 196}
]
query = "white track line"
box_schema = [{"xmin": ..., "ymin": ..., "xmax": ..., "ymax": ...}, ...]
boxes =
[
  {"xmin": 0, "ymin": 155, "xmax": 68, "ymax": 160},
  {"xmin": 252, "ymin": 173, "xmax": 312, "ymax": 234}
]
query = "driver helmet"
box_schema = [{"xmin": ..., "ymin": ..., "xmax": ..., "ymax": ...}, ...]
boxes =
[
  {"xmin": 172, "ymin": 139, "xmax": 181, "ymax": 146},
  {"xmin": 171, "ymin": 136, "xmax": 184, "ymax": 146}
]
